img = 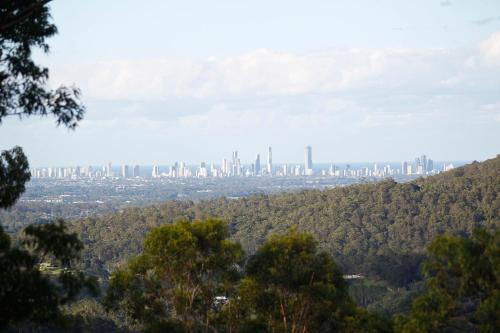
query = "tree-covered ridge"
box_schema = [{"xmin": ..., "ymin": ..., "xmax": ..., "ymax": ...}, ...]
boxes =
[{"xmin": 73, "ymin": 155, "xmax": 500, "ymax": 281}]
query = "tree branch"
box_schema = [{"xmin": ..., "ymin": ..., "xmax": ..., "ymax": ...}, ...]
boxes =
[{"xmin": 0, "ymin": 0, "xmax": 52, "ymax": 34}]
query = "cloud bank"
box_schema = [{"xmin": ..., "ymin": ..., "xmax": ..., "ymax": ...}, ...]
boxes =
[
  {"xmin": 18, "ymin": 32, "xmax": 499, "ymax": 163},
  {"xmin": 51, "ymin": 32, "xmax": 500, "ymax": 102}
]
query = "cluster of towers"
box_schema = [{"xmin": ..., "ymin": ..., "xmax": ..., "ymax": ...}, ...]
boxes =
[
  {"xmin": 401, "ymin": 154, "xmax": 435, "ymax": 175},
  {"xmin": 30, "ymin": 164, "xmax": 141, "ymax": 179},
  {"xmin": 151, "ymin": 146, "xmax": 313, "ymax": 179}
]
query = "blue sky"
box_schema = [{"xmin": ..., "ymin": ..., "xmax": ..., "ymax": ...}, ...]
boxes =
[{"xmin": 1, "ymin": 0, "xmax": 500, "ymax": 166}]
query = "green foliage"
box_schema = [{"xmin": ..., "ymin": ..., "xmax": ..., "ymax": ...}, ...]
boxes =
[
  {"xmin": 105, "ymin": 218, "xmax": 244, "ymax": 332},
  {"xmin": 0, "ymin": 0, "xmax": 85, "ymax": 129},
  {"xmin": 229, "ymin": 229, "xmax": 359, "ymax": 333},
  {"xmin": 395, "ymin": 229, "xmax": 500, "ymax": 333},
  {"xmin": 0, "ymin": 146, "xmax": 30, "ymax": 209},
  {"xmin": 0, "ymin": 220, "xmax": 98, "ymax": 329},
  {"xmin": 61, "ymin": 299, "xmax": 133, "ymax": 333},
  {"xmin": 108, "ymin": 224, "xmax": 393, "ymax": 333}
]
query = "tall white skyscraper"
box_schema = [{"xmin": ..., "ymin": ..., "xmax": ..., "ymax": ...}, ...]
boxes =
[
  {"xmin": 121, "ymin": 164, "xmax": 129, "ymax": 178},
  {"xmin": 152, "ymin": 165, "xmax": 160, "ymax": 178},
  {"xmin": 221, "ymin": 158, "xmax": 228, "ymax": 176},
  {"xmin": 232, "ymin": 151, "xmax": 239, "ymax": 176},
  {"xmin": 179, "ymin": 162, "xmax": 186, "ymax": 177},
  {"xmin": 267, "ymin": 146, "xmax": 272, "ymax": 175},
  {"xmin": 282, "ymin": 164, "xmax": 288, "ymax": 176},
  {"xmin": 198, "ymin": 162, "xmax": 208, "ymax": 178},
  {"xmin": 106, "ymin": 162, "xmax": 113, "ymax": 177},
  {"xmin": 304, "ymin": 146, "xmax": 313, "ymax": 176}
]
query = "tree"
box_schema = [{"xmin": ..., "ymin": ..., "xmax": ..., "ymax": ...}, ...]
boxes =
[
  {"xmin": 0, "ymin": 219, "xmax": 98, "ymax": 328},
  {"xmin": 227, "ymin": 228, "xmax": 389, "ymax": 333},
  {"xmin": 395, "ymin": 228, "xmax": 500, "ymax": 333},
  {"xmin": 0, "ymin": 1, "xmax": 94, "ymax": 329},
  {"xmin": 105, "ymin": 218, "xmax": 244, "ymax": 333}
]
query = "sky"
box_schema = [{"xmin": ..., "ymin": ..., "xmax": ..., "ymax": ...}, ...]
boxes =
[{"xmin": 1, "ymin": 0, "xmax": 500, "ymax": 166}]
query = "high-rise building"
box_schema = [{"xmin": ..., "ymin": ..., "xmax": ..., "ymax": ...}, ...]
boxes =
[
  {"xmin": 255, "ymin": 154, "xmax": 261, "ymax": 175},
  {"xmin": 106, "ymin": 162, "xmax": 113, "ymax": 177},
  {"xmin": 231, "ymin": 151, "xmax": 242, "ymax": 176},
  {"xmin": 198, "ymin": 162, "xmax": 208, "ymax": 178},
  {"xmin": 121, "ymin": 164, "xmax": 129, "ymax": 178},
  {"xmin": 267, "ymin": 146, "xmax": 273, "ymax": 175},
  {"xmin": 179, "ymin": 162, "xmax": 186, "ymax": 177},
  {"xmin": 87, "ymin": 165, "xmax": 93, "ymax": 178},
  {"xmin": 421, "ymin": 155, "xmax": 427, "ymax": 173},
  {"xmin": 133, "ymin": 165, "xmax": 140, "ymax": 177},
  {"xmin": 304, "ymin": 146, "xmax": 313, "ymax": 176},
  {"xmin": 232, "ymin": 151, "xmax": 238, "ymax": 176},
  {"xmin": 169, "ymin": 162, "xmax": 178, "ymax": 178},
  {"xmin": 293, "ymin": 165, "xmax": 301, "ymax": 176},
  {"xmin": 282, "ymin": 164, "xmax": 288, "ymax": 176},
  {"xmin": 210, "ymin": 163, "xmax": 217, "ymax": 177},
  {"xmin": 221, "ymin": 158, "xmax": 227, "ymax": 176},
  {"xmin": 414, "ymin": 157, "xmax": 420, "ymax": 174},
  {"xmin": 427, "ymin": 159, "xmax": 433, "ymax": 173},
  {"xmin": 401, "ymin": 161, "xmax": 408, "ymax": 175},
  {"xmin": 152, "ymin": 165, "xmax": 160, "ymax": 178}
]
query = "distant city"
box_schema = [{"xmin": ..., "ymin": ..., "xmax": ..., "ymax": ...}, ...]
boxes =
[{"xmin": 31, "ymin": 146, "xmax": 456, "ymax": 180}]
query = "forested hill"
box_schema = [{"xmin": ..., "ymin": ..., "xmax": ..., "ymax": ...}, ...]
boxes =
[{"xmin": 73, "ymin": 155, "xmax": 500, "ymax": 279}]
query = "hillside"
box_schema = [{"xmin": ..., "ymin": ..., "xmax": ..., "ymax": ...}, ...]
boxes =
[{"xmin": 72, "ymin": 155, "xmax": 500, "ymax": 283}]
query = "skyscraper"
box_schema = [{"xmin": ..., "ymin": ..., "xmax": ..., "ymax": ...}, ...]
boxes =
[
  {"xmin": 282, "ymin": 164, "xmax": 288, "ymax": 176},
  {"xmin": 179, "ymin": 162, "xmax": 186, "ymax": 177},
  {"xmin": 414, "ymin": 157, "xmax": 422, "ymax": 174},
  {"xmin": 401, "ymin": 161, "xmax": 408, "ymax": 175},
  {"xmin": 304, "ymin": 146, "xmax": 313, "ymax": 176},
  {"xmin": 106, "ymin": 162, "xmax": 113, "ymax": 177},
  {"xmin": 152, "ymin": 165, "xmax": 160, "ymax": 178},
  {"xmin": 232, "ymin": 151, "xmax": 239, "ymax": 176},
  {"xmin": 421, "ymin": 154, "xmax": 427, "ymax": 173},
  {"xmin": 427, "ymin": 159, "xmax": 434, "ymax": 173},
  {"xmin": 221, "ymin": 158, "xmax": 228, "ymax": 176},
  {"xmin": 255, "ymin": 154, "xmax": 261, "ymax": 175},
  {"xmin": 267, "ymin": 146, "xmax": 272, "ymax": 175},
  {"xmin": 198, "ymin": 162, "xmax": 208, "ymax": 178},
  {"xmin": 121, "ymin": 164, "xmax": 129, "ymax": 178},
  {"xmin": 133, "ymin": 165, "xmax": 140, "ymax": 177}
]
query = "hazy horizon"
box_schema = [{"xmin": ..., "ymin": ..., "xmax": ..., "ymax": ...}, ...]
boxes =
[{"xmin": 1, "ymin": 0, "xmax": 499, "ymax": 166}]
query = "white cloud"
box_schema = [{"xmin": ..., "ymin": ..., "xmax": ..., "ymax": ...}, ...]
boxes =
[
  {"xmin": 480, "ymin": 32, "xmax": 500, "ymax": 66},
  {"xmin": 49, "ymin": 32, "xmax": 500, "ymax": 103}
]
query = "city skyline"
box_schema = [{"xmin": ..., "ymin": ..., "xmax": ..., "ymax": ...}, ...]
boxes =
[
  {"xmin": 28, "ymin": 143, "xmax": 468, "ymax": 168},
  {"xmin": 30, "ymin": 146, "xmax": 458, "ymax": 180}
]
